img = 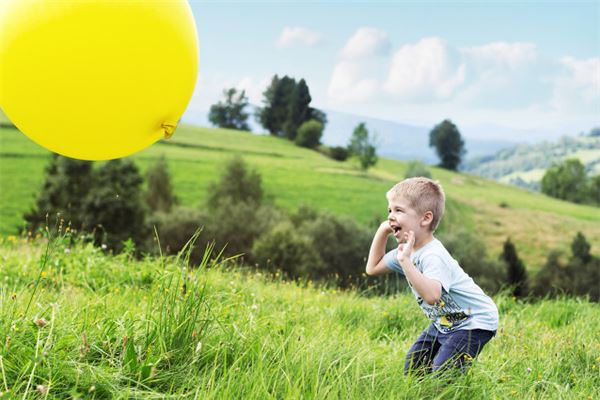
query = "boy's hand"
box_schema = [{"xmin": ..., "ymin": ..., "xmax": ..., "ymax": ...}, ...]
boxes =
[
  {"xmin": 396, "ymin": 230, "xmax": 415, "ymax": 264},
  {"xmin": 379, "ymin": 221, "xmax": 393, "ymax": 235}
]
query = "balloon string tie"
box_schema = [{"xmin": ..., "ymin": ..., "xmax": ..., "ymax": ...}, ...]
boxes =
[{"xmin": 162, "ymin": 123, "xmax": 177, "ymax": 139}]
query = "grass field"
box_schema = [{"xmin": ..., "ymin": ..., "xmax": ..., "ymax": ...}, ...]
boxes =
[
  {"xmin": 1, "ymin": 124, "xmax": 599, "ymax": 269},
  {"xmin": 0, "ymin": 235, "xmax": 598, "ymax": 399}
]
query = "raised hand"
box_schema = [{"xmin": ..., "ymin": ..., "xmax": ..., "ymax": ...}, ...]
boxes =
[{"xmin": 396, "ymin": 230, "xmax": 415, "ymax": 263}]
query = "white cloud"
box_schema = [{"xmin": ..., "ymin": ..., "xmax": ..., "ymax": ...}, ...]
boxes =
[
  {"xmin": 383, "ymin": 37, "xmax": 466, "ymax": 101},
  {"xmin": 551, "ymin": 56, "xmax": 600, "ymax": 112},
  {"xmin": 462, "ymin": 42, "xmax": 538, "ymax": 72},
  {"xmin": 340, "ymin": 27, "xmax": 390, "ymax": 59},
  {"xmin": 276, "ymin": 27, "xmax": 322, "ymax": 48},
  {"xmin": 327, "ymin": 60, "xmax": 379, "ymax": 102}
]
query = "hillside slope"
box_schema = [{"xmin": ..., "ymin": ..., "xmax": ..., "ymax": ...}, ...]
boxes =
[
  {"xmin": 1, "ymin": 124, "xmax": 599, "ymax": 268},
  {"xmin": 464, "ymin": 134, "xmax": 600, "ymax": 190}
]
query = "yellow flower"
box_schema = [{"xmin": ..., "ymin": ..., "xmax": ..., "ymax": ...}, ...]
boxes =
[{"xmin": 41, "ymin": 271, "xmax": 48, "ymax": 278}]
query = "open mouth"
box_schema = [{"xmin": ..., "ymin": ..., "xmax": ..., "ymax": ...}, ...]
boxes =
[{"xmin": 391, "ymin": 225, "xmax": 402, "ymax": 236}]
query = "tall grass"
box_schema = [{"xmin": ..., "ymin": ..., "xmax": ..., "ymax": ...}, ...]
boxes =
[{"xmin": 0, "ymin": 232, "xmax": 598, "ymax": 399}]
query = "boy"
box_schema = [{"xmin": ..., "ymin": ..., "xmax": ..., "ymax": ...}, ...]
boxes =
[{"xmin": 365, "ymin": 177, "xmax": 498, "ymax": 375}]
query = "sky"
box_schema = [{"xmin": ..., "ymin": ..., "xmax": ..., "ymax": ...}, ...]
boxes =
[{"xmin": 183, "ymin": 0, "xmax": 600, "ymax": 138}]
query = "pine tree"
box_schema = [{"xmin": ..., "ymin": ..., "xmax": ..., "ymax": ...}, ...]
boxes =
[
  {"xmin": 82, "ymin": 159, "xmax": 149, "ymax": 253},
  {"xmin": 283, "ymin": 78, "xmax": 312, "ymax": 140},
  {"xmin": 500, "ymin": 238, "xmax": 528, "ymax": 297},
  {"xmin": 24, "ymin": 154, "xmax": 93, "ymax": 232}
]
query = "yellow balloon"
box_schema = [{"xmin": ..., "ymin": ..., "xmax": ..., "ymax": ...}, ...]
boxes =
[{"xmin": 0, "ymin": 0, "xmax": 198, "ymax": 160}]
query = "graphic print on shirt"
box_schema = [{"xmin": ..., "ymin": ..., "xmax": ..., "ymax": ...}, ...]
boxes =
[
  {"xmin": 412, "ymin": 256, "xmax": 471, "ymax": 333},
  {"xmin": 417, "ymin": 288, "xmax": 471, "ymax": 333}
]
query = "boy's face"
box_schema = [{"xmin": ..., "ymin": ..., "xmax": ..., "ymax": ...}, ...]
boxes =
[{"xmin": 387, "ymin": 196, "xmax": 431, "ymax": 242}]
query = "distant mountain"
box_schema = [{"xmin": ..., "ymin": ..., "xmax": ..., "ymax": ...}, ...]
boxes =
[
  {"xmin": 181, "ymin": 108, "xmax": 517, "ymax": 164},
  {"xmin": 464, "ymin": 134, "xmax": 600, "ymax": 190}
]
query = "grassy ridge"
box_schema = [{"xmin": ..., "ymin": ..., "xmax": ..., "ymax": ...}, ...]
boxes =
[
  {"xmin": 0, "ymin": 237, "xmax": 598, "ymax": 398},
  {"xmin": 1, "ymin": 124, "xmax": 599, "ymax": 268}
]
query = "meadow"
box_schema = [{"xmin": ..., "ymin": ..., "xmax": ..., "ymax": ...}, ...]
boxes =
[
  {"xmin": 1, "ymin": 124, "xmax": 599, "ymax": 269},
  {"xmin": 0, "ymin": 234, "xmax": 598, "ymax": 399}
]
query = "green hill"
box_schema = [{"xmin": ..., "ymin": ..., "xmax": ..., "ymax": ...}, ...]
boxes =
[
  {"xmin": 0, "ymin": 238, "xmax": 598, "ymax": 398},
  {"xmin": 464, "ymin": 134, "xmax": 600, "ymax": 190},
  {"xmin": 1, "ymin": 124, "xmax": 599, "ymax": 268}
]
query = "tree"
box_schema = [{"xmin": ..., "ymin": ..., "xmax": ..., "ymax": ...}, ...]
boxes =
[
  {"xmin": 295, "ymin": 119, "xmax": 323, "ymax": 149},
  {"xmin": 206, "ymin": 156, "xmax": 263, "ymax": 210},
  {"xmin": 283, "ymin": 78, "xmax": 312, "ymax": 140},
  {"xmin": 257, "ymin": 75, "xmax": 295, "ymax": 136},
  {"xmin": 24, "ymin": 154, "xmax": 93, "ymax": 232},
  {"xmin": 500, "ymin": 238, "xmax": 528, "ymax": 297},
  {"xmin": 145, "ymin": 155, "xmax": 178, "ymax": 213},
  {"xmin": 587, "ymin": 175, "xmax": 600, "ymax": 206},
  {"xmin": 571, "ymin": 232, "xmax": 592, "ymax": 264},
  {"xmin": 429, "ymin": 119, "xmax": 466, "ymax": 171},
  {"xmin": 82, "ymin": 159, "xmax": 149, "ymax": 253},
  {"xmin": 208, "ymin": 88, "xmax": 250, "ymax": 131},
  {"xmin": 348, "ymin": 122, "xmax": 378, "ymax": 170},
  {"xmin": 541, "ymin": 158, "xmax": 588, "ymax": 203}
]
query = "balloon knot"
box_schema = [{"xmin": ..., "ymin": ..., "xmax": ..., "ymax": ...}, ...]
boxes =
[{"xmin": 162, "ymin": 123, "xmax": 177, "ymax": 139}]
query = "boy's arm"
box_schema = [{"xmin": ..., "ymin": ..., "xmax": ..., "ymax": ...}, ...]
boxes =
[
  {"xmin": 365, "ymin": 221, "xmax": 393, "ymax": 276},
  {"xmin": 397, "ymin": 231, "xmax": 442, "ymax": 305}
]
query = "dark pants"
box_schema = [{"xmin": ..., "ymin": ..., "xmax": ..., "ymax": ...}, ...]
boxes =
[{"xmin": 404, "ymin": 323, "xmax": 496, "ymax": 375}]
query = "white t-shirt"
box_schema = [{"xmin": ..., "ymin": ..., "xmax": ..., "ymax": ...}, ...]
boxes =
[{"xmin": 384, "ymin": 238, "xmax": 499, "ymax": 334}]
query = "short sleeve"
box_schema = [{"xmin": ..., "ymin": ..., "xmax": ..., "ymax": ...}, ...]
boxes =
[
  {"xmin": 420, "ymin": 254, "xmax": 452, "ymax": 292},
  {"xmin": 383, "ymin": 249, "xmax": 405, "ymax": 275}
]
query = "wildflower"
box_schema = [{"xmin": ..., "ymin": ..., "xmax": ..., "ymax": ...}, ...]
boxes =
[
  {"xmin": 251, "ymin": 304, "xmax": 258, "ymax": 310},
  {"xmin": 36, "ymin": 385, "xmax": 48, "ymax": 395},
  {"xmin": 34, "ymin": 318, "xmax": 48, "ymax": 328},
  {"xmin": 527, "ymin": 367, "xmax": 532, "ymax": 373},
  {"xmin": 593, "ymin": 364, "xmax": 596, "ymax": 370},
  {"xmin": 88, "ymin": 386, "xmax": 96, "ymax": 393},
  {"xmin": 382, "ymin": 311, "xmax": 389, "ymax": 317},
  {"xmin": 41, "ymin": 271, "xmax": 48, "ymax": 278},
  {"xmin": 11, "ymin": 293, "xmax": 16, "ymax": 300},
  {"xmin": 64, "ymin": 248, "xmax": 70, "ymax": 254},
  {"xmin": 101, "ymin": 244, "xmax": 107, "ymax": 250}
]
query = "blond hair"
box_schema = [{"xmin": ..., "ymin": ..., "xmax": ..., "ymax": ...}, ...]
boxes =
[{"xmin": 386, "ymin": 177, "xmax": 445, "ymax": 231}]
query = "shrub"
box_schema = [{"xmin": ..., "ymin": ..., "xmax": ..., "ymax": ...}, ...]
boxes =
[
  {"xmin": 301, "ymin": 212, "xmax": 372, "ymax": 287},
  {"xmin": 145, "ymin": 155, "xmax": 178, "ymax": 213},
  {"xmin": 404, "ymin": 160, "xmax": 432, "ymax": 179},
  {"xmin": 329, "ymin": 146, "xmax": 349, "ymax": 161},
  {"xmin": 206, "ymin": 156, "xmax": 263, "ymax": 210},
  {"xmin": 149, "ymin": 206, "xmax": 209, "ymax": 264},
  {"xmin": 439, "ymin": 229, "xmax": 506, "ymax": 293},
  {"xmin": 252, "ymin": 221, "xmax": 324, "ymax": 279},
  {"xmin": 295, "ymin": 119, "xmax": 323, "ymax": 149}
]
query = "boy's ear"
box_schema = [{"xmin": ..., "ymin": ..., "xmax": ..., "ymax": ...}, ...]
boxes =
[{"xmin": 421, "ymin": 211, "xmax": 434, "ymax": 228}]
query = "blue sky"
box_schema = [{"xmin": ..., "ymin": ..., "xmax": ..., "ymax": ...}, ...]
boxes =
[{"xmin": 184, "ymin": 1, "xmax": 599, "ymax": 137}]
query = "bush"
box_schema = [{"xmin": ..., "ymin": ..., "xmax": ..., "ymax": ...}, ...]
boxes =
[
  {"xmin": 252, "ymin": 221, "xmax": 324, "ymax": 279},
  {"xmin": 206, "ymin": 157, "xmax": 263, "ymax": 210},
  {"xmin": 149, "ymin": 206, "xmax": 209, "ymax": 264},
  {"xmin": 203, "ymin": 198, "xmax": 282, "ymax": 262},
  {"xmin": 301, "ymin": 212, "xmax": 372, "ymax": 287},
  {"xmin": 404, "ymin": 160, "xmax": 432, "ymax": 179},
  {"xmin": 295, "ymin": 119, "xmax": 323, "ymax": 149},
  {"xmin": 145, "ymin": 155, "xmax": 178, "ymax": 213},
  {"xmin": 439, "ymin": 230, "xmax": 506, "ymax": 293},
  {"xmin": 329, "ymin": 146, "xmax": 349, "ymax": 161}
]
